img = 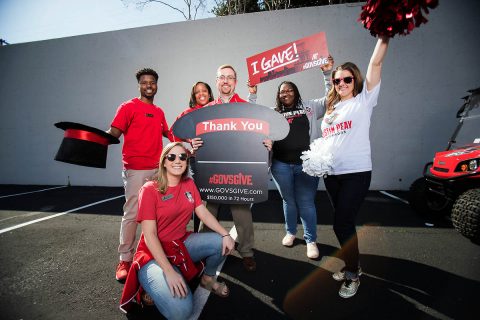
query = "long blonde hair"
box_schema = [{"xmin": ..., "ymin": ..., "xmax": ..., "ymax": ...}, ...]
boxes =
[
  {"xmin": 156, "ymin": 142, "xmax": 190, "ymax": 194},
  {"xmin": 326, "ymin": 62, "xmax": 364, "ymax": 113}
]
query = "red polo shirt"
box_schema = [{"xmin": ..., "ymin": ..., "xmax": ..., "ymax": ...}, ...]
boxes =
[
  {"xmin": 207, "ymin": 93, "xmax": 247, "ymax": 105},
  {"xmin": 111, "ymin": 98, "xmax": 171, "ymax": 170},
  {"xmin": 137, "ymin": 179, "xmax": 202, "ymax": 241}
]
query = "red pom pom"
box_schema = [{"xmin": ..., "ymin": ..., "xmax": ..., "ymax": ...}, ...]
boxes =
[{"xmin": 359, "ymin": 0, "xmax": 439, "ymax": 37}]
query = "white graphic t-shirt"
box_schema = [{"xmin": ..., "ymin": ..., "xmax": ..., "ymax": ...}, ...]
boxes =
[{"xmin": 320, "ymin": 81, "xmax": 381, "ymax": 175}]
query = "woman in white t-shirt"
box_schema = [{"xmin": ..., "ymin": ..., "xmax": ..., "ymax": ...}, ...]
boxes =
[{"xmin": 322, "ymin": 36, "xmax": 390, "ymax": 299}]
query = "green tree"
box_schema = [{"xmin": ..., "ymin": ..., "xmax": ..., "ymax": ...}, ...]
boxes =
[
  {"xmin": 212, "ymin": 0, "xmax": 261, "ymax": 16},
  {"xmin": 212, "ymin": 0, "xmax": 364, "ymax": 16}
]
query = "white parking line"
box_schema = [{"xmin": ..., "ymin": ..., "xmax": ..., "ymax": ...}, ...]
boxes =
[
  {"xmin": 0, "ymin": 185, "xmax": 68, "ymax": 199},
  {"xmin": 188, "ymin": 226, "xmax": 238, "ymax": 320},
  {"xmin": 380, "ymin": 191, "xmax": 409, "ymax": 204},
  {"xmin": 0, "ymin": 211, "xmax": 43, "ymax": 223},
  {"xmin": 1, "ymin": 189, "xmax": 236, "ymax": 318},
  {"xmin": 0, "ymin": 195, "xmax": 124, "ymax": 234}
]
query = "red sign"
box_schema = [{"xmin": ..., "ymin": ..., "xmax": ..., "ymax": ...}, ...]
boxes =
[{"xmin": 246, "ymin": 32, "xmax": 329, "ymax": 85}]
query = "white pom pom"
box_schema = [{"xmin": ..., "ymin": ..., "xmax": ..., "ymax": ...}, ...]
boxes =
[{"xmin": 301, "ymin": 138, "xmax": 334, "ymax": 177}]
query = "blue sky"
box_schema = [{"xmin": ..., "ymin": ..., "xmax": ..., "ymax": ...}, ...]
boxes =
[{"xmin": 0, "ymin": 0, "xmax": 215, "ymax": 44}]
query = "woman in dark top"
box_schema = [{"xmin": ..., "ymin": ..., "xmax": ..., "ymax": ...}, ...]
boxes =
[{"xmin": 250, "ymin": 57, "xmax": 333, "ymax": 258}]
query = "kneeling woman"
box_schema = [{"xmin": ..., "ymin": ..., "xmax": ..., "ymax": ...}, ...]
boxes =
[{"xmin": 120, "ymin": 142, "xmax": 235, "ymax": 319}]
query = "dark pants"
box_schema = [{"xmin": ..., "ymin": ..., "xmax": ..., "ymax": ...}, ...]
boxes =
[{"xmin": 324, "ymin": 171, "xmax": 371, "ymax": 274}]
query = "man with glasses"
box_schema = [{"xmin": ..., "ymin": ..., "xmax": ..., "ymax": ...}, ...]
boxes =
[
  {"xmin": 194, "ymin": 64, "xmax": 270, "ymax": 272},
  {"xmin": 107, "ymin": 68, "xmax": 172, "ymax": 282}
]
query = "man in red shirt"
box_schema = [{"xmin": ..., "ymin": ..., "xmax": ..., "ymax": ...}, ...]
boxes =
[
  {"xmin": 195, "ymin": 65, "xmax": 272, "ymax": 272},
  {"xmin": 107, "ymin": 68, "xmax": 172, "ymax": 282}
]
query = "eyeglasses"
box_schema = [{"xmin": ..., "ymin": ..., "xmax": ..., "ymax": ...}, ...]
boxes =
[
  {"xmin": 166, "ymin": 153, "xmax": 188, "ymax": 162},
  {"xmin": 333, "ymin": 77, "xmax": 354, "ymax": 85},
  {"xmin": 279, "ymin": 89, "xmax": 294, "ymax": 95},
  {"xmin": 217, "ymin": 75, "xmax": 236, "ymax": 82}
]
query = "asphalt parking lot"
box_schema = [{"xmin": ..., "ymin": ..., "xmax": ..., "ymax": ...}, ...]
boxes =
[{"xmin": 0, "ymin": 185, "xmax": 479, "ymax": 320}]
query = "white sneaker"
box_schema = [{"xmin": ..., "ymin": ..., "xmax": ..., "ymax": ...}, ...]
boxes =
[
  {"xmin": 306, "ymin": 242, "xmax": 319, "ymax": 259},
  {"xmin": 339, "ymin": 279, "xmax": 360, "ymax": 298},
  {"xmin": 282, "ymin": 234, "xmax": 295, "ymax": 247},
  {"xmin": 332, "ymin": 267, "xmax": 363, "ymax": 281}
]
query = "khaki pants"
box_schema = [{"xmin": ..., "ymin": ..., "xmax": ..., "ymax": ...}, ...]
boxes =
[
  {"xmin": 118, "ymin": 168, "xmax": 157, "ymax": 261},
  {"xmin": 201, "ymin": 203, "xmax": 254, "ymax": 257}
]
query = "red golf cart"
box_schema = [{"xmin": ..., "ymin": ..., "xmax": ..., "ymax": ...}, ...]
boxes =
[{"xmin": 408, "ymin": 87, "xmax": 480, "ymax": 244}]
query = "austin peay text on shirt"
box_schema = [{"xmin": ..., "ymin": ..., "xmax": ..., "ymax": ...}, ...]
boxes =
[
  {"xmin": 322, "ymin": 120, "xmax": 353, "ymax": 139},
  {"xmin": 282, "ymin": 109, "xmax": 307, "ymax": 124}
]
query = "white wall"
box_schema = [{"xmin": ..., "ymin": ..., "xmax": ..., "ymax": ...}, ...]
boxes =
[{"xmin": 0, "ymin": 0, "xmax": 479, "ymax": 189}]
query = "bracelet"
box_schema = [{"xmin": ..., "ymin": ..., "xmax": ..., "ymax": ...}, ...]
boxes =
[{"xmin": 222, "ymin": 234, "xmax": 230, "ymax": 238}]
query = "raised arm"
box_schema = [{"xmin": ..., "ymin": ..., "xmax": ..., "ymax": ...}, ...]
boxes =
[
  {"xmin": 320, "ymin": 55, "xmax": 334, "ymax": 95},
  {"xmin": 366, "ymin": 36, "xmax": 390, "ymax": 91},
  {"xmin": 309, "ymin": 55, "xmax": 334, "ymax": 119},
  {"xmin": 247, "ymin": 79, "xmax": 257, "ymax": 103}
]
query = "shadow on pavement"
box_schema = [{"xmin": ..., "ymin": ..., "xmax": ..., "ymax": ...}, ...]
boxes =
[
  {"xmin": 247, "ymin": 190, "xmax": 452, "ymax": 229},
  {"xmin": 202, "ymin": 246, "xmax": 479, "ymax": 320}
]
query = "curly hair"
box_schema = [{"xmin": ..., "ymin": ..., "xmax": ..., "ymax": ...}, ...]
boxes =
[
  {"xmin": 189, "ymin": 82, "xmax": 214, "ymax": 108},
  {"xmin": 275, "ymin": 81, "xmax": 303, "ymax": 112},
  {"xmin": 135, "ymin": 68, "xmax": 159, "ymax": 82}
]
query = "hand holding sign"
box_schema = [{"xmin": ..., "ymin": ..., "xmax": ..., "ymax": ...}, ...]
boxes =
[
  {"xmin": 246, "ymin": 32, "xmax": 329, "ymax": 86},
  {"xmin": 320, "ymin": 55, "xmax": 334, "ymax": 72},
  {"xmin": 172, "ymin": 103, "xmax": 289, "ymax": 204},
  {"xmin": 247, "ymin": 79, "xmax": 257, "ymax": 95}
]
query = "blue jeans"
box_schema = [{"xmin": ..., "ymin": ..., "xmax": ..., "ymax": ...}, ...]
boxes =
[
  {"xmin": 138, "ymin": 232, "xmax": 224, "ymax": 320},
  {"xmin": 271, "ymin": 159, "xmax": 320, "ymax": 243}
]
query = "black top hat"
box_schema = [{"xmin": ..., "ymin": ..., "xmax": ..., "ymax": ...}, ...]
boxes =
[{"xmin": 54, "ymin": 122, "xmax": 120, "ymax": 169}]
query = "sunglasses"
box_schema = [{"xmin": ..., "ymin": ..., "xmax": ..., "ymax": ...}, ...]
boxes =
[
  {"xmin": 166, "ymin": 153, "xmax": 188, "ymax": 162},
  {"xmin": 333, "ymin": 76, "xmax": 354, "ymax": 85}
]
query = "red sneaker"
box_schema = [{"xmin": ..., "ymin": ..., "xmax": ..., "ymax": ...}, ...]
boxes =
[
  {"xmin": 242, "ymin": 256, "xmax": 256, "ymax": 272},
  {"xmin": 116, "ymin": 260, "xmax": 131, "ymax": 282}
]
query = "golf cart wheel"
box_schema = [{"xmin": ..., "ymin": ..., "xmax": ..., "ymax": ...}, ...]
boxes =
[
  {"xmin": 408, "ymin": 178, "xmax": 451, "ymax": 216},
  {"xmin": 452, "ymin": 188, "xmax": 480, "ymax": 244}
]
